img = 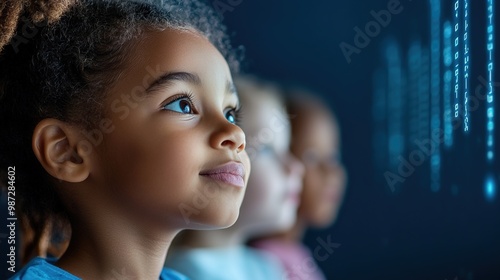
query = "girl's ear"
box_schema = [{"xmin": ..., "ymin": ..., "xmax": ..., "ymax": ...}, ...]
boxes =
[{"xmin": 32, "ymin": 119, "xmax": 91, "ymax": 183}]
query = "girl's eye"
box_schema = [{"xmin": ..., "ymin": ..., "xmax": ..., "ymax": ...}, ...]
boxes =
[
  {"xmin": 225, "ymin": 107, "xmax": 241, "ymax": 125},
  {"xmin": 225, "ymin": 109, "xmax": 236, "ymax": 124},
  {"xmin": 163, "ymin": 97, "xmax": 194, "ymax": 114}
]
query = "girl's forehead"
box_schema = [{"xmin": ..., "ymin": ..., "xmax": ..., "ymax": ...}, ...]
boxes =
[
  {"xmin": 146, "ymin": 29, "xmax": 224, "ymax": 59},
  {"xmin": 105, "ymin": 28, "xmax": 233, "ymax": 99},
  {"xmin": 121, "ymin": 28, "xmax": 230, "ymax": 78}
]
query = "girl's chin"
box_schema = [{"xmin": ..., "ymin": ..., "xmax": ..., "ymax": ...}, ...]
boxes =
[{"xmin": 187, "ymin": 212, "xmax": 241, "ymax": 230}]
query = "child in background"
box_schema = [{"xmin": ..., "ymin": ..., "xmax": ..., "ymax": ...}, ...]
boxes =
[
  {"xmin": 165, "ymin": 76, "xmax": 305, "ymax": 280},
  {"xmin": 251, "ymin": 90, "xmax": 347, "ymax": 280},
  {"xmin": 0, "ymin": 0, "xmax": 250, "ymax": 279}
]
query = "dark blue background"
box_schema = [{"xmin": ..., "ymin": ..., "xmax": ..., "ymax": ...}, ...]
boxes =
[
  {"xmin": 223, "ymin": 0, "xmax": 500, "ymax": 279},
  {"xmin": 1, "ymin": 1, "xmax": 498, "ymax": 279}
]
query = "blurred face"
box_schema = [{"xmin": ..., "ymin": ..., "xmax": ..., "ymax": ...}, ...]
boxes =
[
  {"xmin": 87, "ymin": 29, "xmax": 250, "ymax": 230},
  {"xmin": 291, "ymin": 108, "xmax": 347, "ymax": 227},
  {"xmin": 236, "ymin": 92, "xmax": 304, "ymax": 236}
]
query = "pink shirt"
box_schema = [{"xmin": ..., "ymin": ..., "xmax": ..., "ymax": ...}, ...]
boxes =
[{"xmin": 251, "ymin": 240, "xmax": 327, "ymax": 280}]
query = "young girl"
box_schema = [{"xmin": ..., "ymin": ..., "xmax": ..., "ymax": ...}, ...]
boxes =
[
  {"xmin": 251, "ymin": 90, "xmax": 347, "ymax": 280},
  {"xmin": 165, "ymin": 76, "xmax": 304, "ymax": 280},
  {"xmin": 0, "ymin": 0, "xmax": 250, "ymax": 279}
]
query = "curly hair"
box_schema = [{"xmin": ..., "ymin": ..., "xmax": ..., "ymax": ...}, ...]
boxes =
[
  {"xmin": 0, "ymin": 0, "xmax": 75, "ymax": 52},
  {"xmin": 0, "ymin": 0, "xmax": 240, "ymax": 259}
]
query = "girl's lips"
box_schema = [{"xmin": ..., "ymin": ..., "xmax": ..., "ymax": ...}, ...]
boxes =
[{"xmin": 199, "ymin": 162, "xmax": 246, "ymax": 188}]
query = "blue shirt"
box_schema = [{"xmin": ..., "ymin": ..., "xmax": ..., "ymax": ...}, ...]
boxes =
[
  {"xmin": 10, "ymin": 257, "xmax": 189, "ymax": 280},
  {"xmin": 166, "ymin": 245, "xmax": 286, "ymax": 280}
]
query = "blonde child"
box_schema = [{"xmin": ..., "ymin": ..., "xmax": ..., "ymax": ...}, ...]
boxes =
[{"xmin": 252, "ymin": 90, "xmax": 347, "ymax": 280}]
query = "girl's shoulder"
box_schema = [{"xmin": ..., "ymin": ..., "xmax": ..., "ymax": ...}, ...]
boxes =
[
  {"xmin": 9, "ymin": 257, "xmax": 79, "ymax": 280},
  {"xmin": 10, "ymin": 257, "xmax": 189, "ymax": 280},
  {"xmin": 160, "ymin": 268, "xmax": 190, "ymax": 280}
]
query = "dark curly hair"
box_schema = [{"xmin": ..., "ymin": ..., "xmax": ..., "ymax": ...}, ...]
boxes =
[{"xmin": 0, "ymin": 0, "xmax": 240, "ymax": 260}]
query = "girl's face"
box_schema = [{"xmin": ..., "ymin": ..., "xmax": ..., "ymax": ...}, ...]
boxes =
[
  {"xmin": 292, "ymin": 109, "xmax": 346, "ymax": 227},
  {"xmin": 88, "ymin": 29, "xmax": 250, "ymax": 230},
  {"xmin": 236, "ymin": 92, "xmax": 304, "ymax": 236}
]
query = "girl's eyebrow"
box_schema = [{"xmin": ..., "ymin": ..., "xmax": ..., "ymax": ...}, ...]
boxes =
[
  {"xmin": 145, "ymin": 71, "xmax": 238, "ymax": 100},
  {"xmin": 226, "ymin": 80, "xmax": 241, "ymax": 106},
  {"xmin": 146, "ymin": 71, "xmax": 201, "ymax": 94}
]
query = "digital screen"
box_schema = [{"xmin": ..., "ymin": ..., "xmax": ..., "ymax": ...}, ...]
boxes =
[{"xmin": 372, "ymin": 0, "xmax": 498, "ymax": 200}]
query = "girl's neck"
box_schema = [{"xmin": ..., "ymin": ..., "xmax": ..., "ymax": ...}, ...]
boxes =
[
  {"xmin": 57, "ymin": 208, "xmax": 178, "ymax": 280},
  {"xmin": 176, "ymin": 218, "xmax": 309, "ymax": 250},
  {"xmin": 177, "ymin": 226, "xmax": 247, "ymax": 249}
]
